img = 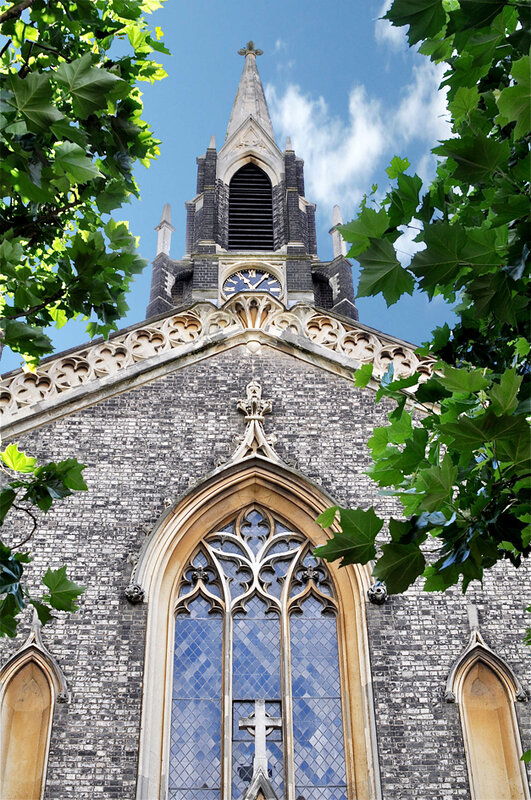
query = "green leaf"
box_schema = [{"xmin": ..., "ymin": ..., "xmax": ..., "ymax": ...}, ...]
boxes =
[
  {"xmin": 314, "ymin": 507, "xmax": 383, "ymax": 566},
  {"xmin": 409, "ymin": 222, "xmax": 467, "ymax": 292},
  {"xmin": 488, "ymin": 368, "xmax": 523, "ymax": 416},
  {"xmin": 0, "ymin": 489, "xmax": 16, "ymax": 525},
  {"xmin": 1, "ymin": 443, "xmax": 37, "ymax": 473},
  {"xmin": 354, "ymin": 363, "xmax": 373, "ymax": 387},
  {"xmin": 415, "ymin": 454, "xmax": 457, "ymax": 512},
  {"xmin": 42, "ymin": 566, "xmax": 84, "ymax": 611},
  {"xmin": 386, "ymin": 155, "xmax": 410, "ymax": 180},
  {"xmin": 373, "ymin": 542, "xmax": 426, "ymax": 593},
  {"xmin": 2, "ymin": 320, "xmax": 52, "ymax": 359},
  {"xmin": 5, "ymin": 72, "xmax": 63, "ymax": 131},
  {"xmin": 53, "ymin": 142, "xmax": 103, "ymax": 183},
  {"xmin": 495, "ymin": 55, "xmax": 530, "ymax": 139},
  {"xmin": 448, "ymin": 86, "xmax": 479, "ymax": 123},
  {"xmin": 30, "ymin": 600, "xmax": 53, "ymax": 626},
  {"xmin": 388, "ymin": 173, "xmax": 422, "ymax": 227},
  {"xmin": 316, "ymin": 506, "xmax": 338, "ymax": 528},
  {"xmin": 368, "ymin": 426, "xmax": 389, "ymax": 457},
  {"xmin": 385, "ymin": 0, "xmax": 446, "ymax": 45},
  {"xmin": 339, "ymin": 207, "xmax": 389, "ymax": 258},
  {"xmin": 522, "ymin": 749, "xmax": 531, "ymax": 764},
  {"xmin": 54, "ymin": 53, "xmax": 128, "ymax": 118},
  {"xmin": 435, "ymin": 135, "xmax": 510, "ymax": 184},
  {"xmin": 438, "ymin": 364, "xmax": 490, "ymax": 393},
  {"xmin": 357, "ymin": 239, "xmax": 415, "ymax": 305}
]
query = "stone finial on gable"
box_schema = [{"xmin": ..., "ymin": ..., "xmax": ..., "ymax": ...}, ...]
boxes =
[
  {"xmin": 329, "ymin": 204, "xmax": 348, "ymax": 259},
  {"xmin": 229, "ymin": 380, "xmax": 282, "ymax": 464},
  {"xmin": 155, "ymin": 203, "xmax": 175, "ymax": 257}
]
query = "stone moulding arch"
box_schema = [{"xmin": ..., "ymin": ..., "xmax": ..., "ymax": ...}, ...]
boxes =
[
  {"xmin": 133, "ymin": 456, "xmax": 381, "ymax": 800},
  {"xmin": 0, "ymin": 618, "xmax": 68, "ymax": 800},
  {"xmin": 221, "ymin": 154, "xmax": 281, "ymax": 189},
  {"xmin": 445, "ymin": 627, "xmax": 529, "ymax": 800}
]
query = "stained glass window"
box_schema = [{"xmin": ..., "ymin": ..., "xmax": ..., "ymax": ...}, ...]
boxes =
[{"xmin": 169, "ymin": 506, "xmax": 347, "ymax": 799}]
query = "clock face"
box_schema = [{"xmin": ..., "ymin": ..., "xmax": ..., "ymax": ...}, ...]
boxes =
[{"xmin": 223, "ymin": 269, "xmax": 282, "ymax": 297}]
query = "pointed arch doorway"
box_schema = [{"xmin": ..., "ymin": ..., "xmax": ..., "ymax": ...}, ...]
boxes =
[{"xmin": 134, "ymin": 458, "xmax": 380, "ymax": 800}]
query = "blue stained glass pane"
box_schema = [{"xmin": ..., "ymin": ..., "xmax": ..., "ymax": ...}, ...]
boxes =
[
  {"xmin": 232, "ymin": 616, "xmax": 280, "ymax": 698},
  {"xmin": 168, "ymin": 791, "xmax": 219, "ymax": 800},
  {"xmin": 290, "ymin": 616, "xmax": 340, "ymax": 697},
  {"xmin": 173, "ymin": 617, "xmax": 222, "ymax": 698},
  {"xmin": 293, "ymin": 697, "xmax": 346, "ymax": 787},
  {"xmin": 291, "ymin": 598, "xmax": 346, "ymax": 790},
  {"xmin": 169, "ymin": 699, "xmax": 221, "ymax": 789},
  {"xmin": 239, "ymin": 509, "xmax": 270, "ymax": 554},
  {"xmin": 294, "ymin": 789, "xmax": 347, "ymax": 800},
  {"xmin": 232, "ymin": 740, "xmax": 283, "ymax": 797},
  {"xmin": 170, "ymin": 607, "xmax": 222, "ymax": 792}
]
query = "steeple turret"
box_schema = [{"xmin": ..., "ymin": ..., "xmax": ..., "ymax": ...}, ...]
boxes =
[
  {"xmin": 147, "ymin": 43, "xmax": 357, "ymax": 321},
  {"xmin": 226, "ymin": 41, "xmax": 274, "ymax": 142}
]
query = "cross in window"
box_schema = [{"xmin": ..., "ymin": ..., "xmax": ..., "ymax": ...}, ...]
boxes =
[{"xmin": 239, "ymin": 699, "xmax": 282, "ymax": 777}]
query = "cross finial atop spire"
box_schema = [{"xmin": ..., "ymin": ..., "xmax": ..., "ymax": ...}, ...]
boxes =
[{"xmin": 238, "ymin": 40, "xmax": 263, "ymax": 57}]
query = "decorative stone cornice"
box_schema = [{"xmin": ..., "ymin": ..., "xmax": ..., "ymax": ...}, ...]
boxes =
[{"xmin": 0, "ymin": 293, "xmax": 434, "ymax": 433}]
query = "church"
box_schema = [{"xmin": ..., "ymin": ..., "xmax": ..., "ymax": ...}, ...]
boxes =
[{"xmin": 0, "ymin": 42, "xmax": 529, "ymax": 800}]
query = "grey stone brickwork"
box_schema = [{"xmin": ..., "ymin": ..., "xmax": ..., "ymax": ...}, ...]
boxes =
[{"xmin": 1, "ymin": 344, "xmax": 529, "ymax": 799}]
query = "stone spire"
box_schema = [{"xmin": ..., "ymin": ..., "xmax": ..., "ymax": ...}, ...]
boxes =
[
  {"xmin": 155, "ymin": 203, "xmax": 175, "ymax": 257},
  {"xmin": 226, "ymin": 41, "xmax": 275, "ymax": 142}
]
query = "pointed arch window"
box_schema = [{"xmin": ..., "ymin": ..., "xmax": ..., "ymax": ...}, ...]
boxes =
[
  {"xmin": 0, "ymin": 659, "xmax": 53, "ymax": 800},
  {"xmin": 168, "ymin": 505, "xmax": 347, "ymax": 799},
  {"xmin": 228, "ymin": 163, "xmax": 274, "ymax": 251}
]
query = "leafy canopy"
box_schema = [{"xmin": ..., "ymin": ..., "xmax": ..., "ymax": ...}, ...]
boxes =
[
  {"xmin": 0, "ymin": 0, "xmax": 168, "ymax": 365},
  {"xmin": 315, "ymin": 0, "xmax": 530, "ymax": 595},
  {"xmin": 0, "ymin": 0, "xmax": 167, "ymax": 635}
]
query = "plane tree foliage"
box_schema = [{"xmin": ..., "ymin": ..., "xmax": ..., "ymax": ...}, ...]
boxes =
[
  {"xmin": 0, "ymin": 0, "xmax": 167, "ymax": 635},
  {"xmin": 316, "ymin": 0, "xmax": 530, "ymax": 596}
]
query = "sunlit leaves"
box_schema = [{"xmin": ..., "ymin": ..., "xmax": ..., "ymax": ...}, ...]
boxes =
[
  {"xmin": 1, "ymin": 444, "xmax": 37, "ymax": 473},
  {"xmin": 495, "ymin": 54, "xmax": 531, "ymax": 138},
  {"xmin": 53, "ymin": 141, "xmax": 103, "ymax": 183},
  {"xmin": 54, "ymin": 53, "xmax": 129, "ymax": 119},
  {"xmin": 4, "ymin": 72, "xmax": 63, "ymax": 130}
]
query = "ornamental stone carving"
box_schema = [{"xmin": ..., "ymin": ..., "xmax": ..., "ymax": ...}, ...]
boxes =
[{"xmin": 0, "ymin": 294, "xmax": 434, "ymax": 424}]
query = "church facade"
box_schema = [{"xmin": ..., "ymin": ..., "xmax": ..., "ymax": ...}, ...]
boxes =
[{"xmin": 0, "ymin": 44, "xmax": 529, "ymax": 800}]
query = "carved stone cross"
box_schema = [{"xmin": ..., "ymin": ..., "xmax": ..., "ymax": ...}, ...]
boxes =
[
  {"xmin": 239, "ymin": 699, "xmax": 282, "ymax": 777},
  {"xmin": 238, "ymin": 40, "xmax": 263, "ymax": 57}
]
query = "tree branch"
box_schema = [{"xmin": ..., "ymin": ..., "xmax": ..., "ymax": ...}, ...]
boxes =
[{"xmin": 0, "ymin": 0, "xmax": 35, "ymax": 24}]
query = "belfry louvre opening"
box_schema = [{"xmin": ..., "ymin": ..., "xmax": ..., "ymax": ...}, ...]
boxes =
[{"xmin": 228, "ymin": 163, "xmax": 274, "ymax": 250}]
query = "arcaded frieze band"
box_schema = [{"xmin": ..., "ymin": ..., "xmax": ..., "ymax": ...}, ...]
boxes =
[{"xmin": 0, "ymin": 293, "xmax": 435, "ymax": 426}]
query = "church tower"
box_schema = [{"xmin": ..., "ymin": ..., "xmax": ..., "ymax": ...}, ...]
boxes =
[{"xmin": 147, "ymin": 41, "xmax": 358, "ymax": 321}]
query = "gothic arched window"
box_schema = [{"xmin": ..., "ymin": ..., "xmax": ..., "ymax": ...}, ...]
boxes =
[
  {"xmin": 228, "ymin": 163, "xmax": 274, "ymax": 251},
  {"xmin": 168, "ymin": 505, "xmax": 346, "ymax": 799},
  {"xmin": 134, "ymin": 461, "xmax": 379, "ymax": 800}
]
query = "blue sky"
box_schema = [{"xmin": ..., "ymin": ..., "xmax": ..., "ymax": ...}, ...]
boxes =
[{"xmin": 2, "ymin": 0, "xmax": 457, "ymax": 373}]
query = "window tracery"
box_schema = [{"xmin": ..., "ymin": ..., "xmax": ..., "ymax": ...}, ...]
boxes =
[{"xmin": 169, "ymin": 505, "xmax": 347, "ymax": 799}]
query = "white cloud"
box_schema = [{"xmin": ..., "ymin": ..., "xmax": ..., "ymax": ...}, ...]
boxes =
[
  {"xmin": 274, "ymin": 38, "xmax": 287, "ymax": 52},
  {"xmin": 374, "ymin": 0, "xmax": 407, "ymax": 50},
  {"xmin": 393, "ymin": 62, "xmax": 450, "ymax": 145},
  {"xmin": 266, "ymin": 83, "xmax": 386, "ymax": 217},
  {"xmin": 265, "ymin": 60, "xmax": 451, "ymax": 225}
]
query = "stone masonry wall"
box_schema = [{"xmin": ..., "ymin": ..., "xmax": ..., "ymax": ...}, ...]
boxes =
[{"xmin": 0, "ymin": 344, "xmax": 529, "ymax": 799}]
